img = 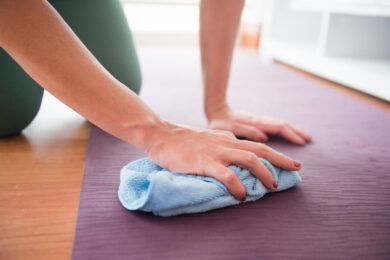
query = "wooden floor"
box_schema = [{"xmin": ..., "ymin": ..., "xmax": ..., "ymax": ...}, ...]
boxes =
[
  {"xmin": 0, "ymin": 95, "xmax": 89, "ymax": 260},
  {"xmin": 1, "ymin": 57, "xmax": 389, "ymax": 260}
]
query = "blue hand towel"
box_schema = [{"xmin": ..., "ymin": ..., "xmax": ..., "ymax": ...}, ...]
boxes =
[{"xmin": 118, "ymin": 157, "xmax": 302, "ymax": 217}]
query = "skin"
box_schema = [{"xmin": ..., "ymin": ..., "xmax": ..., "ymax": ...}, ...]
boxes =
[
  {"xmin": 201, "ymin": 0, "xmax": 312, "ymax": 145},
  {"xmin": 0, "ymin": 0, "xmax": 310, "ymax": 201}
]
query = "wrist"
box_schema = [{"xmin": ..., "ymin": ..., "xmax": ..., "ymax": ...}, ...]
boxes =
[
  {"xmin": 121, "ymin": 115, "xmax": 171, "ymax": 152},
  {"xmin": 205, "ymin": 101, "xmax": 230, "ymax": 122}
]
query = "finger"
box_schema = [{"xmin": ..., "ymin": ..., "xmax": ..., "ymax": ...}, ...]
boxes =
[
  {"xmin": 231, "ymin": 122, "xmax": 268, "ymax": 142},
  {"xmin": 222, "ymin": 149, "xmax": 277, "ymax": 190},
  {"xmin": 280, "ymin": 126, "xmax": 305, "ymax": 145},
  {"xmin": 234, "ymin": 140, "xmax": 301, "ymax": 171},
  {"xmin": 289, "ymin": 125, "xmax": 312, "ymax": 142},
  {"xmin": 204, "ymin": 162, "xmax": 246, "ymax": 201},
  {"xmin": 216, "ymin": 129, "xmax": 236, "ymax": 138}
]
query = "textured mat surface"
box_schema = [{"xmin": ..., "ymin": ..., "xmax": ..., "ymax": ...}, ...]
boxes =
[{"xmin": 72, "ymin": 48, "xmax": 390, "ymax": 259}]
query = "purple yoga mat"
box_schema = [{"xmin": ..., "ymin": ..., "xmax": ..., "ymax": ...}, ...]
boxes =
[{"xmin": 72, "ymin": 48, "xmax": 390, "ymax": 259}]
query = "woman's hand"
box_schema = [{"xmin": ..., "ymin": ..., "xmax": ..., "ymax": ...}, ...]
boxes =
[
  {"xmin": 206, "ymin": 105, "xmax": 311, "ymax": 145},
  {"xmin": 145, "ymin": 120, "xmax": 302, "ymax": 201}
]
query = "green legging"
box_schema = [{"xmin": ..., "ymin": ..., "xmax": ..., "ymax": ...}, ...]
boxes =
[{"xmin": 0, "ymin": 0, "xmax": 141, "ymax": 138}]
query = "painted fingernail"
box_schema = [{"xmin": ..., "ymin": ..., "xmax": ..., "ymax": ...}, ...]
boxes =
[
  {"xmin": 294, "ymin": 161, "xmax": 301, "ymax": 168},
  {"xmin": 241, "ymin": 196, "xmax": 246, "ymax": 202},
  {"xmin": 273, "ymin": 181, "xmax": 278, "ymax": 189}
]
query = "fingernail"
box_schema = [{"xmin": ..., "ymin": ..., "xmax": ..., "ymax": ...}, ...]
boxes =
[
  {"xmin": 273, "ymin": 181, "xmax": 278, "ymax": 189},
  {"xmin": 294, "ymin": 161, "xmax": 301, "ymax": 168},
  {"xmin": 241, "ymin": 196, "xmax": 246, "ymax": 202}
]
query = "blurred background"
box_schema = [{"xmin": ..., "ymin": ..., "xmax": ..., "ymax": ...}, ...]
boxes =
[
  {"xmin": 123, "ymin": 0, "xmax": 390, "ymax": 102},
  {"xmin": 12, "ymin": 0, "xmax": 390, "ymax": 138}
]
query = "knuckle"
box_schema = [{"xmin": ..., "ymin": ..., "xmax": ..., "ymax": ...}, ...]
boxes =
[
  {"xmin": 223, "ymin": 172, "xmax": 237, "ymax": 186},
  {"xmin": 230, "ymin": 122, "xmax": 240, "ymax": 133},
  {"xmin": 217, "ymin": 130, "xmax": 235, "ymax": 139},
  {"xmin": 225, "ymin": 131, "xmax": 235, "ymax": 138},
  {"xmin": 246, "ymin": 152, "xmax": 258, "ymax": 165},
  {"xmin": 214, "ymin": 149, "xmax": 227, "ymax": 162},
  {"xmin": 256, "ymin": 132, "xmax": 264, "ymax": 140},
  {"xmin": 213, "ymin": 129, "xmax": 226, "ymax": 135},
  {"xmin": 262, "ymin": 147, "xmax": 272, "ymax": 158},
  {"xmin": 220, "ymin": 129, "xmax": 231, "ymax": 135},
  {"xmin": 256, "ymin": 143, "xmax": 268, "ymax": 154}
]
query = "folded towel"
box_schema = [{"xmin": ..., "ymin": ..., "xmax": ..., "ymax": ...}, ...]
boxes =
[{"xmin": 118, "ymin": 157, "xmax": 302, "ymax": 217}]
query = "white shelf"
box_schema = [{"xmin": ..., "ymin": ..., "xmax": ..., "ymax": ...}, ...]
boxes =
[
  {"xmin": 260, "ymin": 0, "xmax": 390, "ymax": 102},
  {"xmin": 291, "ymin": 0, "xmax": 390, "ymax": 17},
  {"xmin": 268, "ymin": 42, "xmax": 390, "ymax": 101}
]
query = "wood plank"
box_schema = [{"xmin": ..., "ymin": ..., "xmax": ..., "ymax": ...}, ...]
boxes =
[{"xmin": 0, "ymin": 92, "xmax": 89, "ymax": 260}]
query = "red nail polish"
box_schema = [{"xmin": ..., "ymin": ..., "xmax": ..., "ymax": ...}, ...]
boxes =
[
  {"xmin": 241, "ymin": 196, "xmax": 246, "ymax": 202},
  {"xmin": 273, "ymin": 181, "xmax": 278, "ymax": 189},
  {"xmin": 294, "ymin": 161, "xmax": 301, "ymax": 168}
]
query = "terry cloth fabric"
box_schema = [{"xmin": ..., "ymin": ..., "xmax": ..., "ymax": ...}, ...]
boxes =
[{"xmin": 118, "ymin": 157, "xmax": 302, "ymax": 217}]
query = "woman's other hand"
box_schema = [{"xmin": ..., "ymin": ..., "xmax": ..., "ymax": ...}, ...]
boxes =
[{"xmin": 206, "ymin": 105, "xmax": 311, "ymax": 145}]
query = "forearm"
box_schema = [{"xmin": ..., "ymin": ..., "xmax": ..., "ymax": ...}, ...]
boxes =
[
  {"xmin": 0, "ymin": 0, "xmax": 304, "ymax": 200},
  {"xmin": 0, "ymin": 0, "xmax": 162, "ymax": 150},
  {"xmin": 200, "ymin": 0, "xmax": 244, "ymax": 119}
]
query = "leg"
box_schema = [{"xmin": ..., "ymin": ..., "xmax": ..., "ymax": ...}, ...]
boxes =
[
  {"xmin": 0, "ymin": 50, "xmax": 44, "ymax": 137},
  {"xmin": 49, "ymin": 0, "xmax": 142, "ymax": 94},
  {"xmin": 0, "ymin": 0, "xmax": 141, "ymax": 137}
]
